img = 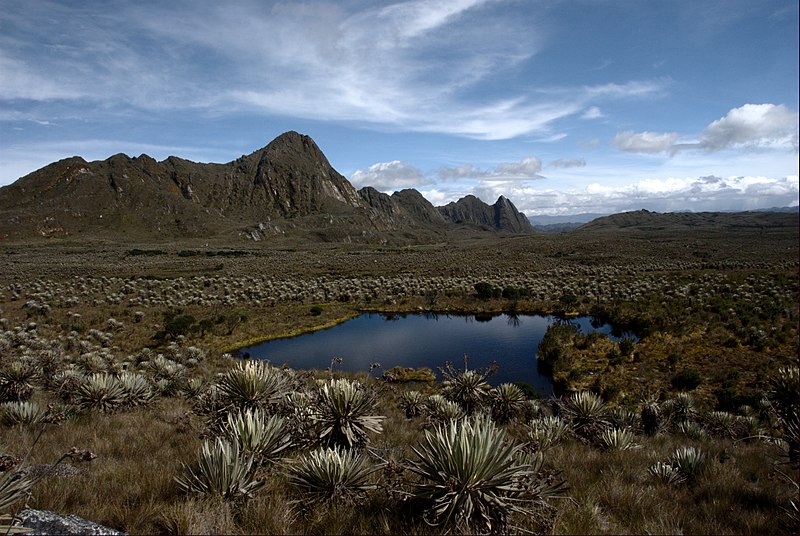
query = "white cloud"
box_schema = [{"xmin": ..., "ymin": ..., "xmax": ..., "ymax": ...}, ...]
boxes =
[
  {"xmin": 612, "ymin": 104, "xmax": 800, "ymax": 155},
  {"xmin": 349, "ymin": 160, "xmax": 430, "ymax": 191},
  {"xmin": 611, "ymin": 131, "xmax": 681, "ymax": 154},
  {"xmin": 473, "ymin": 174, "xmax": 799, "ymax": 216},
  {"xmin": 700, "ymin": 104, "xmax": 799, "ymax": 152}
]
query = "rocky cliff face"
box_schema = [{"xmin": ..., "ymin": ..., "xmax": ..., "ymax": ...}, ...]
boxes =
[
  {"xmin": 437, "ymin": 195, "xmax": 533, "ymax": 233},
  {"xmin": 0, "ymin": 131, "xmax": 534, "ymax": 242}
]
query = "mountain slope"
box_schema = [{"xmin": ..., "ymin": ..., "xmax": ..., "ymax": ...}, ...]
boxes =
[
  {"xmin": 0, "ymin": 132, "xmax": 534, "ymax": 242},
  {"xmin": 578, "ymin": 209, "xmax": 799, "ymax": 232}
]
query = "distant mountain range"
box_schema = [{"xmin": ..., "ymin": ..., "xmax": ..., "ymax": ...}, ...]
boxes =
[
  {"xmin": 0, "ymin": 131, "xmax": 795, "ymax": 243},
  {"xmin": 0, "ymin": 131, "xmax": 532, "ymax": 242},
  {"xmin": 576, "ymin": 208, "xmax": 798, "ymax": 232}
]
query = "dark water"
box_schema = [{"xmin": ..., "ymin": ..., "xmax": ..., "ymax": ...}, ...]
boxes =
[{"xmin": 237, "ymin": 313, "xmax": 630, "ymax": 396}]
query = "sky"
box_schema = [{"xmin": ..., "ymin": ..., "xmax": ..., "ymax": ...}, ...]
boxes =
[{"xmin": 1, "ymin": 0, "xmax": 798, "ymax": 218}]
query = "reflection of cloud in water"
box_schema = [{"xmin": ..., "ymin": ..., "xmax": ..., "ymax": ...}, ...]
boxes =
[{"xmin": 243, "ymin": 313, "xmax": 627, "ymax": 397}]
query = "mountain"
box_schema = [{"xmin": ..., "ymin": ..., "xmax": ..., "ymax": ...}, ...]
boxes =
[
  {"xmin": 578, "ymin": 209, "xmax": 799, "ymax": 232},
  {"xmin": 0, "ymin": 131, "xmax": 534, "ymax": 242},
  {"xmin": 437, "ymin": 195, "xmax": 534, "ymax": 233}
]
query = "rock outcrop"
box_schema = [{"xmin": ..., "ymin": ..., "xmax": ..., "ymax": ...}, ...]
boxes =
[{"xmin": 14, "ymin": 509, "xmax": 125, "ymax": 535}]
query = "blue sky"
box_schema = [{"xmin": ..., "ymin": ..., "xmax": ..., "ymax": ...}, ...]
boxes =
[{"xmin": 1, "ymin": 0, "xmax": 798, "ymax": 217}]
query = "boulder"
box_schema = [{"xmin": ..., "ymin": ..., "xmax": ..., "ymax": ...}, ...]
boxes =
[{"xmin": 14, "ymin": 509, "xmax": 125, "ymax": 535}]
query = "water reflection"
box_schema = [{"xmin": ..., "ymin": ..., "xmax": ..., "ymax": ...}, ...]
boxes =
[{"xmin": 238, "ymin": 313, "xmax": 632, "ymax": 397}]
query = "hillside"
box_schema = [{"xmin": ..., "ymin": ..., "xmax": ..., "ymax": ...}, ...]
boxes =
[
  {"xmin": 0, "ymin": 132, "xmax": 533, "ymax": 243},
  {"xmin": 578, "ymin": 209, "xmax": 799, "ymax": 232}
]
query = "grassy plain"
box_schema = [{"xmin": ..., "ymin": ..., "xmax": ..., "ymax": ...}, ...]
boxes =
[{"xmin": 1, "ymin": 222, "xmax": 798, "ymax": 534}]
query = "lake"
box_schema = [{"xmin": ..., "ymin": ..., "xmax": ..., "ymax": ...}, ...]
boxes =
[{"xmin": 236, "ymin": 313, "xmax": 630, "ymax": 396}]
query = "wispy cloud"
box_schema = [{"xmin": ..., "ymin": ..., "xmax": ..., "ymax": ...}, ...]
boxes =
[
  {"xmin": 548, "ymin": 158, "xmax": 587, "ymax": 169},
  {"xmin": 437, "ymin": 157, "xmax": 544, "ymax": 180},
  {"xmin": 611, "ymin": 131, "xmax": 681, "ymax": 154},
  {"xmin": 0, "ymin": 0, "xmax": 668, "ymax": 140}
]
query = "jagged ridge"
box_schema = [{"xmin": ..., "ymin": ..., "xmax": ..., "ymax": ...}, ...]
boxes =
[{"xmin": 0, "ymin": 131, "xmax": 534, "ymax": 241}]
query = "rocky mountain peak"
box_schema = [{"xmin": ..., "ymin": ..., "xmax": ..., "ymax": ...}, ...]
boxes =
[{"xmin": 0, "ymin": 131, "xmax": 535, "ymax": 241}]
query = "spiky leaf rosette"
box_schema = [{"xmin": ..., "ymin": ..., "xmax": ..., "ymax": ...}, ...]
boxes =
[
  {"xmin": 671, "ymin": 446, "xmax": 706, "ymax": 483},
  {"xmin": 441, "ymin": 369, "xmax": 489, "ymax": 415},
  {"xmin": 223, "ymin": 408, "xmax": 292, "ymax": 464},
  {"xmin": 0, "ymin": 362, "xmax": 37, "ymax": 403},
  {"xmin": 1, "ymin": 401, "xmax": 45, "ymax": 426},
  {"xmin": 313, "ymin": 378, "xmax": 384, "ymax": 448},
  {"xmin": 490, "ymin": 383, "xmax": 528, "ymax": 424},
  {"xmin": 424, "ymin": 394, "xmax": 466, "ymax": 424},
  {"xmin": 648, "ymin": 462, "xmax": 685, "ymax": 485},
  {"xmin": 0, "ymin": 468, "xmax": 38, "ymax": 512},
  {"xmin": 76, "ymin": 373, "xmax": 126, "ymax": 413},
  {"xmin": 528, "ymin": 415, "xmax": 571, "ymax": 452},
  {"xmin": 216, "ymin": 361, "xmax": 290, "ymax": 411},
  {"xmin": 399, "ymin": 390, "xmax": 426, "ymax": 419},
  {"xmin": 599, "ymin": 427, "xmax": 639, "ymax": 451},
  {"xmin": 562, "ymin": 391, "xmax": 609, "ymax": 441},
  {"xmin": 284, "ymin": 446, "xmax": 377, "ymax": 507},
  {"xmin": 408, "ymin": 414, "xmax": 565, "ymax": 534},
  {"xmin": 175, "ymin": 438, "xmax": 264, "ymax": 500},
  {"xmin": 769, "ymin": 367, "xmax": 800, "ymax": 465},
  {"xmin": 118, "ymin": 372, "xmax": 156, "ymax": 407}
]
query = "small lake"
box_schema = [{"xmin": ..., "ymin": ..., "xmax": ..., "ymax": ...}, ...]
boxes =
[{"xmin": 237, "ymin": 313, "xmax": 630, "ymax": 396}]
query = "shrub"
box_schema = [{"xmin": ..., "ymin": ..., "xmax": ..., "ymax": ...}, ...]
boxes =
[
  {"xmin": 284, "ymin": 446, "xmax": 377, "ymax": 507},
  {"xmin": 537, "ymin": 323, "xmax": 579, "ymax": 375},
  {"xmin": 383, "ymin": 366, "xmax": 436, "ymax": 382},
  {"xmin": 313, "ymin": 378, "xmax": 384, "ymax": 448},
  {"xmin": 618, "ymin": 337, "xmax": 636, "ymax": 356},
  {"xmin": 408, "ymin": 414, "xmax": 565, "ymax": 534},
  {"xmin": 671, "ymin": 368, "xmax": 703, "ymax": 391},
  {"xmin": 474, "ymin": 282, "xmax": 500, "ymax": 300},
  {"xmin": 175, "ymin": 438, "xmax": 264, "ymax": 500}
]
